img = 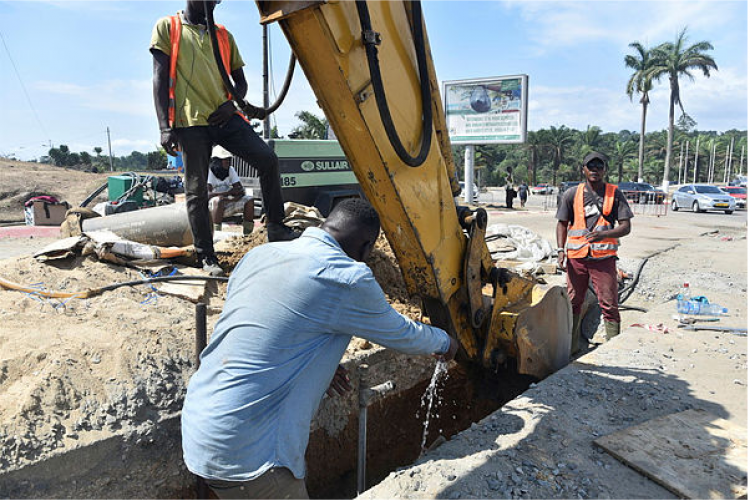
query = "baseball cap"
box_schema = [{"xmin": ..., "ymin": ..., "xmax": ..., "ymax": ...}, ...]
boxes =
[
  {"xmin": 583, "ymin": 151, "xmax": 608, "ymax": 168},
  {"xmin": 211, "ymin": 145, "xmax": 233, "ymax": 160}
]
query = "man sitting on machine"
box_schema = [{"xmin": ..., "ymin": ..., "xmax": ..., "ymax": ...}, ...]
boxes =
[{"xmin": 207, "ymin": 145, "xmax": 255, "ymax": 236}]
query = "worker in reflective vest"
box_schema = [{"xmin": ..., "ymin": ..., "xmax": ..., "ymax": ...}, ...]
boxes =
[
  {"xmin": 150, "ymin": 0, "xmax": 299, "ymax": 278},
  {"xmin": 555, "ymin": 152, "xmax": 633, "ymax": 354}
]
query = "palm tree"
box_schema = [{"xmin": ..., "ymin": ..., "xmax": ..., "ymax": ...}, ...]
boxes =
[
  {"xmin": 647, "ymin": 27, "xmax": 718, "ymax": 190},
  {"xmin": 544, "ymin": 125, "xmax": 575, "ymax": 185},
  {"xmin": 288, "ymin": 111, "xmax": 328, "ymax": 139},
  {"xmin": 579, "ymin": 125, "xmax": 603, "ymax": 156},
  {"xmin": 625, "ymin": 41, "xmax": 655, "ymax": 183},
  {"xmin": 610, "ymin": 140, "xmax": 638, "ymax": 183},
  {"xmin": 524, "ymin": 131, "xmax": 545, "ymax": 185}
]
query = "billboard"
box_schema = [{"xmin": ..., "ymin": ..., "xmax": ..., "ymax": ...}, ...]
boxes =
[{"xmin": 443, "ymin": 75, "xmax": 529, "ymax": 145}]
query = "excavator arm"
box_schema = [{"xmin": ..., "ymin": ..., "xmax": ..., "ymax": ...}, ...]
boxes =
[{"xmin": 255, "ymin": 0, "xmax": 571, "ymax": 377}]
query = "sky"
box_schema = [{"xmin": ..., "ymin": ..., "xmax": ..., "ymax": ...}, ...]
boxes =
[{"xmin": 0, "ymin": 0, "xmax": 747, "ymax": 161}]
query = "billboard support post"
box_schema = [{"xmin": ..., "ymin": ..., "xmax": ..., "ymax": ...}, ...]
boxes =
[{"xmin": 464, "ymin": 145, "xmax": 475, "ymax": 204}]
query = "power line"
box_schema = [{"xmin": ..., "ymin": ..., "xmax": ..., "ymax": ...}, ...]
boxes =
[{"xmin": 0, "ymin": 31, "xmax": 50, "ymax": 143}]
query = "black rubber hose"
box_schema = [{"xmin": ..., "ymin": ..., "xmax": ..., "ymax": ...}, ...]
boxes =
[
  {"xmin": 618, "ymin": 257, "xmax": 649, "ymax": 304},
  {"xmin": 80, "ymin": 182, "xmax": 109, "ymax": 208},
  {"xmin": 355, "ymin": 0, "xmax": 432, "ymax": 167},
  {"xmin": 204, "ymin": 1, "xmax": 295, "ymax": 120}
]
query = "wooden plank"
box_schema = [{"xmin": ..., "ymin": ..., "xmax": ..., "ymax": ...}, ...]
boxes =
[
  {"xmin": 595, "ymin": 410, "xmax": 747, "ymax": 499},
  {"xmin": 157, "ymin": 267, "xmax": 207, "ymax": 303}
]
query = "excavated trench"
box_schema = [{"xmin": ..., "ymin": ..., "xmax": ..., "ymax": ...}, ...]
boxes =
[{"xmin": 306, "ymin": 363, "xmax": 536, "ymax": 499}]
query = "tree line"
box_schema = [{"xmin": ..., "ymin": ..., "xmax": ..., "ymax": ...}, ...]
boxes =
[
  {"xmin": 42, "ymin": 145, "xmax": 167, "ymax": 172},
  {"xmin": 452, "ymin": 125, "xmax": 746, "ymax": 188}
]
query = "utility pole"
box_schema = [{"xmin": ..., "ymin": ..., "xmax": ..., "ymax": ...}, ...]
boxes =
[
  {"xmin": 464, "ymin": 145, "xmax": 475, "ymax": 204},
  {"xmin": 106, "ymin": 126, "xmax": 114, "ymax": 172},
  {"xmin": 723, "ymin": 144, "xmax": 730, "ymax": 184},
  {"xmin": 709, "ymin": 141, "xmax": 716, "ymax": 183},
  {"xmin": 677, "ymin": 142, "xmax": 684, "ymax": 185},
  {"xmin": 262, "ymin": 24, "xmax": 270, "ymax": 140},
  {"xmin": 693, "ymin": 137, "xmax": 699, "ymax": 183},
  {"xmin": 740, "ymin": 145, "xmax": 745, "ymax": 177},
  {"xmin": 684, "ymin": 140, "xmax": 690, "ymax": 185},
  {"xmin": 727, "ymin": 136, "xmax": 735, "ymax": 182}
]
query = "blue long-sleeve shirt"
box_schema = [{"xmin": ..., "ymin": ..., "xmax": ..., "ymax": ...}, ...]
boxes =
[{"xmin": 181, "ymin": 227, "xmax": 450, "ymax": 481}]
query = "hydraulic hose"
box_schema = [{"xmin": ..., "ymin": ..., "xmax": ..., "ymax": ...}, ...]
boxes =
[
  {"xmin": 0, "ymin": 275, "xmax": 228, "ymax": 300},
  {"xmin": 355, "ymin": 0, "xmax": 433, "ymax": 167},
  {"xmin": 204, "ymin": 1, "xmax": 295, "ymax": 120},
  {"xmin": 80, "ymin": 182, "xmax": 108, "ymax": 208}
]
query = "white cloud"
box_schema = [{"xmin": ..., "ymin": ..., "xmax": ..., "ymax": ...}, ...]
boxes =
[
  {"xmin": 511, "ymin": 0, "xmax": 744, "ymax": 53},
  {"xmin": 35, "ymin": 79, "xmax": 152, "ymax": 117},
  {"xmin": 527, "ymin": 64, "xmax": 746, "ymax": 132}
]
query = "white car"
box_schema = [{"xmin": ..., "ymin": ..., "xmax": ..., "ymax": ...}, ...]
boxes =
[
  {"xmin": 457, "ymin": 181, "xmax": 479, "ymax": 202},
  {"xmin": 671, "ymin": 184, "xmax": 736, "ymax": 214}
]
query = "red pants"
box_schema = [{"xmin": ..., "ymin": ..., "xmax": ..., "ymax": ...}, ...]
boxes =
[{"xmin": 566, "ymin": 257, "xmax": 620, "ymax": 323}]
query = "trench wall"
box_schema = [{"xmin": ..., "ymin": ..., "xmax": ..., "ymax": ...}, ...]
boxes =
[{"xmin": 0, "ymin": 348, "xmax": 445, "ymax": 498}]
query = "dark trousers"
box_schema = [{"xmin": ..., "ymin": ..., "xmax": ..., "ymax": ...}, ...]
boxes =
[
  {"xmin": 566, "ymin": 256, "xmax": 620, "ymax": 323},
  {"xmin": 205, "ymin": 468, "xmax": 308, "ymax": 499},
  {"xmin": 175, "ymin": 115, "xmax": 285, "ymax": 257},
  {"xmin": 506, "ymin": 189, "xmax": 515, "ymax": 209}
]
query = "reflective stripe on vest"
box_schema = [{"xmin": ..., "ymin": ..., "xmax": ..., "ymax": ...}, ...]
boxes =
[
  {"xmin": 168, "ymin": 14, "xmax": 233, "ymax": 128},
  {"xmin": 566, "ymin": 183, "xmax": 619, "ymax": 259}
]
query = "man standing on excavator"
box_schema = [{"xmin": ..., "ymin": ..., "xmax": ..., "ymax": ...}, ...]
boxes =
[
  {"xmin": 150, "ymin": 0, "xmax": 298, "ymax": 277},
  {"xmin": 556, "ymin": 152, "xmax": 633, "ymax": 354},
  {"xmin": 181, "ymin": 198, "xmax": 458, "ymax": 498}
]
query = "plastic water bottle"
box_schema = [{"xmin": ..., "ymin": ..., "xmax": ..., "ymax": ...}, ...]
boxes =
[
  {"xmin": 676, "ymin": 300, "xmax": 728, "ymax": 316},
  {"xmin": 677, "ymin": 282, "xmax": 690, "ymax": 300}
]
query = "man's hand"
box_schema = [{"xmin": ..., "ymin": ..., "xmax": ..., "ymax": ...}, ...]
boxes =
[
  {"xmin": 160, "ymin": 130, "xmax": 178, "ymax": 156},
  {"xmin": 434, "ymin": 336, "xmax": 459, "ymax": 362},
  {"xmin": 557, "ymin": 251, "xmax": 566, "ymax": 271},
  {"xmin": 208, "ymin": 100, "xmax": 237, "ymax": 127},
  {"xmin": 326, "ymin": 364, "xmax": 352, "ymax": 398},
  {"xmin": 585, "ymin": 231, "xmax": 606, "ymax": 243}
]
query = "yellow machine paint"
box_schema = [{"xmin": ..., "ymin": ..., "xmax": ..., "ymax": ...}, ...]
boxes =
[{"xmin": 255, "ymin": 0, "xmax": 571, "ymax": 378}]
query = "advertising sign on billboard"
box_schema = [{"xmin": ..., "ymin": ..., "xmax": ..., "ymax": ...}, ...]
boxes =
[{"xmin": 443, "ymin": 75, "xmax": 529, "ymax": 145}]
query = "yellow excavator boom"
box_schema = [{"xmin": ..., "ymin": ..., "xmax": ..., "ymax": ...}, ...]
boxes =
[{"xmin": 255, "ymin": 0, "xmax": 571, "ymax": 378}]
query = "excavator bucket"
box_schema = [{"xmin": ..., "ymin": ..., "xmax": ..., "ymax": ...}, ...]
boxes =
[{"xmin": 483, "ymin": 277, "xmax": 572, "ymax": 379}]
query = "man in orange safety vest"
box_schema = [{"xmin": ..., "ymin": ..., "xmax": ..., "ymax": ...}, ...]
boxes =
[
  {"xmin": 150, "ymin": 1, "xmax": 298, "ymax": 277},
  {"xmin": 555, "ymin": 152, "xmax": 633, "ymax": 354}
]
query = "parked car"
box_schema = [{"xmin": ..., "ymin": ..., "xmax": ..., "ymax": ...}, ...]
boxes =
[
  {"xmin": 671, "ymin": 184, "xmax": 735, "ymax": 214},
  {"xmin": 617, "ymin": 182, "xmax": 666, "ymax": 204},
  {"xmin": 720, "ymin": 186, "xmax": 746, "ymax": 209},
  {"xmin": 457, "ymin": 181, "xmax": 479, "ymax": 203},
  {"xmin": 531, "ymin": 183, "xmax": 553, "ymax": 195},
  {"xmin": 729, "ymin": 175, "xmax": 747, "ymax": 187},
  {"xmin": 556, "ymin": 181, "xmax": 581, "ymax": 207}
]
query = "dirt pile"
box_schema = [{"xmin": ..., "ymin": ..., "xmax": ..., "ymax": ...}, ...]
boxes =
[
  {"xmin": 0, "ymin": 229, "xmax": 422, "ymax": 472},
  {"xmin": 0, "ymin": 159, "xmax": 110, "ymax": 222}
]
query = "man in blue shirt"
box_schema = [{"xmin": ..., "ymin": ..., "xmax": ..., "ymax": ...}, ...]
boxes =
[{"xmin": 182, "ymin": 198, "xmax": 458, "ymax": 498}]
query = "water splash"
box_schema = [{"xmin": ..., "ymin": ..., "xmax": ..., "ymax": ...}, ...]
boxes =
[{"xmin": 419, "ymin": 359, "xmax": 449, "ymax": 452}]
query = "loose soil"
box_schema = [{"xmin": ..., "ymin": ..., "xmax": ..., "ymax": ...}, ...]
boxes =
[{"xmin": 0, "ymin": 228, "xmax": 421, "ymax": 475}]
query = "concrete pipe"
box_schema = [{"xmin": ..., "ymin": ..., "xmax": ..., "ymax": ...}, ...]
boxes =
[{"xmin": 82, "ymin": 203, "xmax": 193, "ymax": 247}]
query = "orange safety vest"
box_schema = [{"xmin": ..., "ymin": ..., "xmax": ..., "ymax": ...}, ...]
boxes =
[
  {"xmin": 566, "ymin": 183, "xmax": 619, "ymax": 259},
  {"xmin": 168, "ymin": 13, "xmax": 235, "ymax": 128}
]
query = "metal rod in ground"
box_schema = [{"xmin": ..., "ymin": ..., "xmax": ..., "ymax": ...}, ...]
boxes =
[
  {"xmin": 357, "ymin": 364, "xmax": 369, "ymax": 495},
  {"xmin": 195, "ymin": 302, "xmax": 207, "ymax": 369},
  {"xmin": 195, "ymin": 302, "xmax": 209, "ymax": 499}
]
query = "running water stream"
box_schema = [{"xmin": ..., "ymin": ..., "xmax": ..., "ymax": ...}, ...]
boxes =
[{"xmin": 418, "ymin": 359, "xmax": 449, "ymax": 452}]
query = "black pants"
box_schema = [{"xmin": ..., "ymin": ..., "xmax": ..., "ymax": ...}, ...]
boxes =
[
  {"xmin": 506, "ymin": 189, "xmax": 515, "ymax": 209},
  {"xmin": 175, "ymin": 115, "xmax": 285, "ymax": 257}
]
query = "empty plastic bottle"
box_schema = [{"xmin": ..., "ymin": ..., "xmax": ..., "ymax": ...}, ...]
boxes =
[
  {"xmin": 676, "ymin": 300, "xmax": 728, "ymax": 316},
  {"xmin": 676, "ymin": 282, "xmax": 690, "ymax": 300}
]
